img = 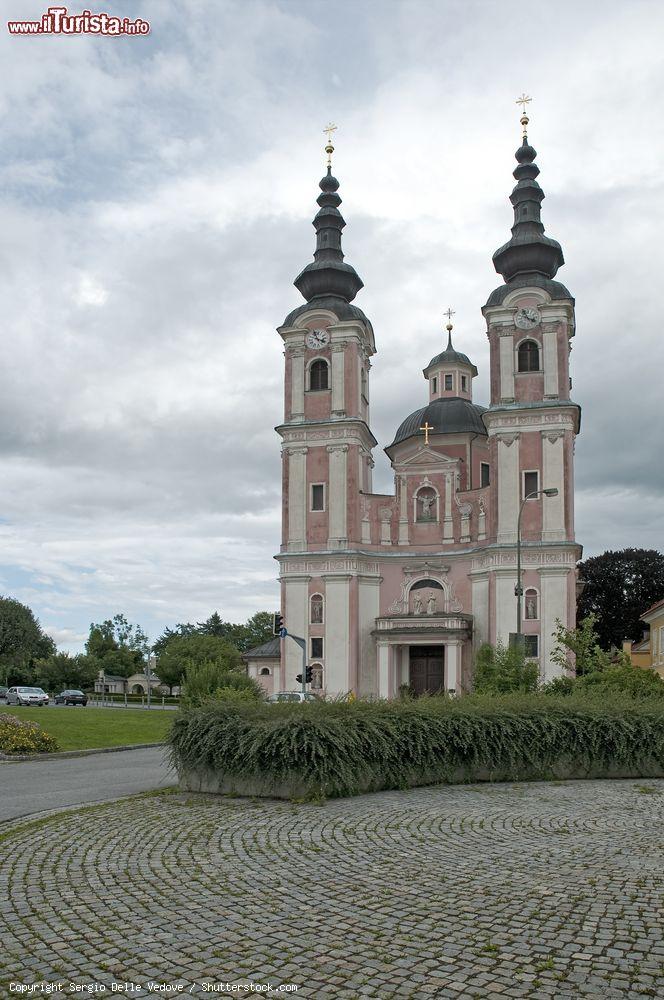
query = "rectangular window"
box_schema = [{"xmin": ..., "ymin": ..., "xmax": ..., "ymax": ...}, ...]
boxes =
[
  {"xmin": 523, "ymin": 470, "xmax": 539, "ymax": 500},
  {"xmin": 524, "ymin": 634, "xmax": 539, "ymax": 658},
  {"xmin": 444, "ymin": 374, "xmax": 453, "ymax": 391},
  {"xmin": 461, "ymin": 375, "xmax": 467, "ymax": 392},
  {"xmin": 432, "ymin": 376, "xmax": 437, "ymax": 394},
  {"xmin": 310, "ymin": 637, "xmax": 323, "ymax": 658},
  {"xmin": 481, "ymin": 462, "xmax": 490, "ymax": 488},
  {"xmin": 310, "ymin": 483, "xmax": 325, "ymax": 512}
]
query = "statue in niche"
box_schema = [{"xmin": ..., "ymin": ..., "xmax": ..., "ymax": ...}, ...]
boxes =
[
  {"xmin": 413, "ymin": 594, "xmax": 424, "ymax": 616},
  {"xmin": 417, "ymin": 487, "xmax": 436, "ymax": 521},
  {"xmin": 426, "ymin": 593, "xmax": 437, "ymax": 615},
  {"xmin": 526, "ymin": 596, "xmax": 537, "ymax": 620}
]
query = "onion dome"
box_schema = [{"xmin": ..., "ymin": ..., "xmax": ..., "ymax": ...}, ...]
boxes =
[
  {"xmin": 490, "ymin": 103, "xmax": 565, "ymax": 298},
  {"xmin": 424, "ymin": 328, "xmax": 478, "ymax": 378},
  {"xmin": 386, "ymin": 398, "xmax": 487, "ymax": 453},
  {"xmin": 292, "ymin": 165, "xmax": 364, "ymax": 305}
]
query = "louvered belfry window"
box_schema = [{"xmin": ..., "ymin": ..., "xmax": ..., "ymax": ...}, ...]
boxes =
[
  {"xmin": 518, "ymin": 340, "xmax": 540, "ymax": 372},
  {"xmin": 309, "ymin": 359, "xmax": 329, "ymax": 390}
]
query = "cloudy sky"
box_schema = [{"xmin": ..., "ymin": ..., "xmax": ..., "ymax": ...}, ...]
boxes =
[{"xmin": 0, "ymin": 0, "xmax": 662, "ymax": 652}]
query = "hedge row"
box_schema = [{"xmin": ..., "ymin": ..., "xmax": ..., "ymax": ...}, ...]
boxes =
[{"xmin": 168, "ymin": 693, "xmax": 664, "ymax": 799}]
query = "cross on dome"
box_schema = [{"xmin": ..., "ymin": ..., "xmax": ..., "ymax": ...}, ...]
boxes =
[
  {"xmin": 516, "ymin": 92, "xmax": 532, "ymax": 138},
  {"xmin": 323, "ymin": 122, "xmax": 337, "ymax": 167}
]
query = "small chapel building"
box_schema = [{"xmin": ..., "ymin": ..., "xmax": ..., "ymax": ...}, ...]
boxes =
[{"xmin": 258, "ymin": 110, "xmax": 582, "ymax": 698}]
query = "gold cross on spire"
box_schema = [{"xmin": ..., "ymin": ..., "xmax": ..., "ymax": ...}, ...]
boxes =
[
  {"xmin": 419, "ymin": 421, "xmax": 434, "ymax": 446},
  {"xmin": 323, "ymin": 122, "xmax": 337, "ymax": 167},
  {"xmin": 516, "ymin": 93, "xmax": 532, "ymax": 115},
  {"xmin": 516, "ymin": 93, "xmax": 532, "ymax": 137}
]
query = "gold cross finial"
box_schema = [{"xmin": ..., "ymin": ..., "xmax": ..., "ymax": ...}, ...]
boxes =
[
  {"xmin": 323, "ymin": 122, "xmax": 337, "ymax": 167},
  {"xmin": 516, "ymin": 93, "xmax": 532, "ymax": 137},
  {"xmin": 444, "ymin": 306, "xmax": 455, "ymax": 331},
  {"xmin": 419, "ymin": 421, "xmax": 434, "ymax": 446}
]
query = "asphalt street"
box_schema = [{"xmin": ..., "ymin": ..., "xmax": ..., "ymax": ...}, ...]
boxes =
[{"xmin": 0, "ymin": 746, "xmax": 175, "ymax": 822}]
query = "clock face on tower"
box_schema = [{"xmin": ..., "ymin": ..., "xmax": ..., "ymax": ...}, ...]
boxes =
[
  {"xmin": 514, "ymin": 306, "xmax": 541, "ymax": 330},
  {"xmin": 306, "ymin": 329, "xmax": 330, "ymax": 349}
]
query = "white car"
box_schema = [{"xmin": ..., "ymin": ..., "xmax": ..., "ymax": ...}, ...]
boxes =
[
  {"xmin": 6, "ymin": 686, "xmax": 49, "ymax": 707},
  {"xmin": 266, "ymin": 691, "xmax": 320, "ymax": 703}
]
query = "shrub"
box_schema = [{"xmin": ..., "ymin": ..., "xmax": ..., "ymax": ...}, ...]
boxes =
[
  {"xmin": 0, "ymin": 713, "xmax": 59, "ymax": 755},
  {"xmin": 169, "ymin": 692, "xmax": 664, "ymax": 800},
  {"xmin": 575, "ymin": 665, "xmax": 664, "ymax": 698},
  {"xmin": 181, "ymin": 661, "xmax": 263, "ymax": 707},
  {"xmin": 551, "ymin": 614, "xmax": 621, "ymax": 675},
  {"xmin": 473, "ymin": 641, "xmax": 539, "ymax": 694}
]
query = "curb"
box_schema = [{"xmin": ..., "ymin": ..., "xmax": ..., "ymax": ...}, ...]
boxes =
[{"xmin": 0, "ymin": 742, "xmax": 166, "ymax": 763}]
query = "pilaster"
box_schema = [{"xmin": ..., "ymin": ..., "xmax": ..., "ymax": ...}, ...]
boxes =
[
  {"xmin": 331, "ymin": 342, "xmax": 346, "ymax": 416},
  {"xmin": 326, "ymin": 444, "xmax": 348, "ymax": 548},
  {"xmin": 286, "ymin": 446, "xmax": 308, "ymax": 551},
  {"xmin": 496, "ymin": 432, "xmax": 520, "ymax": 544},
  {"xmin": 326, "ymin": 574, "xmax": 351, "ymax": 692},
  {"xmin": 290, "ymin": 347, "xmax": 305, "ymax": 420},
  {"xmin": 541, "ymin": 430, "xmax": 566, "ymax": 541}
]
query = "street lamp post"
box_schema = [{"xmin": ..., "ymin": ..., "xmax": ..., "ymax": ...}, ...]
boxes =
[
  {"xmin": 515, "ymin": 487, "xmax": 559, "ymax": 645},
  {"xmin": 146, "ymin": 648, "xmax": 152, "ymax": 710}
]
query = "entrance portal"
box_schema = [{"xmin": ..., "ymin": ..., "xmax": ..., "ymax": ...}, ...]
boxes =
[{"xmin": 409, "ymin": 645, "xmax": 445, "ymax": 695}]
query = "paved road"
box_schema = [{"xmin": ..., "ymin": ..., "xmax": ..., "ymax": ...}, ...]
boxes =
[
  {"xmin": 0, "ymin": 746, "xmax": 175, "ymax": 821},
  {"xmin": 1, "ymin": 778, "xmax": 662, "ymax": 996}
]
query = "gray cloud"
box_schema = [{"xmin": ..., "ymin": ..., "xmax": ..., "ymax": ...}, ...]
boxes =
[{"xmin": 0, "ymin": 0, "xmax": 662, "ymax": 650}]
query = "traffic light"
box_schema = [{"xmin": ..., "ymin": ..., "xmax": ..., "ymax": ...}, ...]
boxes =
[
  {"xmin": 273, "ymin": 612, "xmax": 284, "ymax": 636},
  {"xmin": 305, "ymin": 665, "xmax": 313, "ymax": 684},
  {"xmin": 295, "ymin": 673, "xmax": 302, "ymax": 684}
]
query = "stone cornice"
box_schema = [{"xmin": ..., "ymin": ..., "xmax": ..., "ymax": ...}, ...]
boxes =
[{"xmin": 276, "ymin": 418, "xmax": 378, "ymax": 449}]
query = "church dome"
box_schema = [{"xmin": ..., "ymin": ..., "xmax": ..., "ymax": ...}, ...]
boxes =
[{"xmin": 387, "ymin": 397, "xmax": 487, "ymax": 450}]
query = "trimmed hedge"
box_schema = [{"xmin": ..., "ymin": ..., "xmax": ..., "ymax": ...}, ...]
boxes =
[{"xmin": 169, "ymin": 693, "xmax": 664, "ymax": 800}]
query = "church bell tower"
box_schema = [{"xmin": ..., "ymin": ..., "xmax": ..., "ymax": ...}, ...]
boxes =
[
  {"xmin": 275, "ymin": 127, "xmax": 377, "ymax": 693},
  {"xmin": 481, "ymin": 97, "xmax": 581, "ymax": 671}
]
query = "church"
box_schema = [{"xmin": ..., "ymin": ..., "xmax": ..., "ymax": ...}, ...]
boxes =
[{"xmin": 246, "ymin": 105, "xmax": 582, "ymax": 698}]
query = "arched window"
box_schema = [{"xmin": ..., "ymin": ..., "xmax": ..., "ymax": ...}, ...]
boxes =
[
  {"xmin": 310, "ymin": 593, "xmax": 324, "ymax": 624},
  {"xmin": 518, "ymin": 340, "xmax": 540, "ymax": 372},
  {"xmin": 309, "ymin": 359, "xmax": 329, "ymax": 391},
  {"xmin": 310, "ymin": 664, "xmax": 323, "ymax": 690},
  {"xmin": 260, "ymin": 667, "xmax": 271, "ymax": 676},
  {"xmin": 525, "ymin": 589, "xmax": 539, "ymax": 620}
]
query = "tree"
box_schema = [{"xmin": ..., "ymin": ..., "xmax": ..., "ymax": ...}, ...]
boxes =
[
  {"xmin": 196, "ymin": 612, "xmax": 229, "ymax": 638},
  {"xmin": 473, "ymin": 642, "xmax": 539, "ymax": 694},
  {"xmin": 85, "ymin": 613, "xmax": 149, "ymax": 680},
  {"xmin": 224, "ymin": 611, "xmax": 274, "ymax": 653},
  {"xmin": 156, "ymin": 633, "xmax": 242, "ymax": 694},
  {"xmin": 551, "ymin": 615, "xmax": 618, "ymax": 676},
  {"xmin": 152, "ymin": 622, "xmax": 197, "ymax": 658},
  {"xmin": 0, "ymin": 596, "xmax": 56, "ymax": 684},
  {"xmin": 577, "ymin": 548, "xmax": 664, "ymax": 650},
  {"xmin": 33, "ymin": 652, "xmax": 98, "ymax": 693}
]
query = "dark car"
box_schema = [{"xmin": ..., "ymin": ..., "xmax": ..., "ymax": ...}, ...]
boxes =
[{"xmin": 54, "ymin": 689, "xmax": 88, "ymax": 706}]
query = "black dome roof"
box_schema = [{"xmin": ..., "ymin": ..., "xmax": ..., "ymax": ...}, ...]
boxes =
[{"xmin": 387, "ymin": 397, "xmax": 487, "ymax": 451}]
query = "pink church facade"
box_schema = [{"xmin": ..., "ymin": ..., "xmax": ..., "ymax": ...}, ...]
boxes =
[{"xmin": 269, "ymin": 121, "xmax": 581, "ymax": 698}]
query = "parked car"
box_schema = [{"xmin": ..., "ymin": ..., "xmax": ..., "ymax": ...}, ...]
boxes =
[
  {"xmin": 0, "ymin": 685, "xmax": 8, "ymax": 700},
  {"xmin": 6, "ymin": 686, "xmax": 49, "ymax": 706},
  {"xmin": 54, "ymin": 689, "xmax": 88, "ymax": 706},
  {"xmin": 266, "ymin": 691, "xmax": 320, "ymax": 703}
]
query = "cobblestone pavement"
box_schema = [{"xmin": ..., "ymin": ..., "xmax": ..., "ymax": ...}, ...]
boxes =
[{"xmin": 1, "ymin": 779, "xmax": 663, "ymax": 999}]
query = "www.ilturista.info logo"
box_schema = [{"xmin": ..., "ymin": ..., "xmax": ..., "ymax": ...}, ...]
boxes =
[{"xmin": 8, "ymin": 6, "xmax": 150, "ymax": 34}]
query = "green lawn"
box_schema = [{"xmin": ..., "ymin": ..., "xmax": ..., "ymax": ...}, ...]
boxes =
[{"xmin": 2, "ymin": 706, "xmax": 174, "ymax": 751}]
